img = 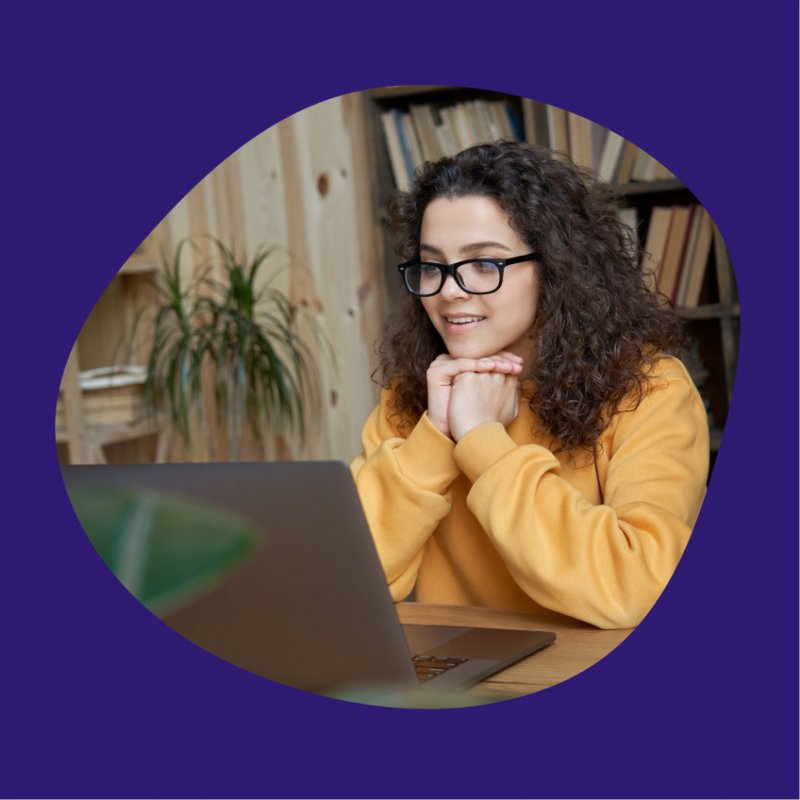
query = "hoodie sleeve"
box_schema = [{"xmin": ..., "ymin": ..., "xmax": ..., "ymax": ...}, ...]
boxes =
[
  {"xmin": 451, "ymin": 360, "xmax": 709, "ymax": 628},
  {"xmin": 350, "ymin": 389, "xmax": 461, "ymax": 600}
]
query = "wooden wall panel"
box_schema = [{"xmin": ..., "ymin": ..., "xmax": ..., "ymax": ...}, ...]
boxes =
[
  {"xmin": 275, "ymin": 94, "xmax": 385, "ymax": 462},
  {"xmin": 73, "ymin": 91, "xmax": 388, "ymax": 465}
]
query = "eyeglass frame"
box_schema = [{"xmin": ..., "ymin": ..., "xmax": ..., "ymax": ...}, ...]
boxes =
[{"xmin": 397, "ymin": 252, "xmax": 541, "ymax": 297}]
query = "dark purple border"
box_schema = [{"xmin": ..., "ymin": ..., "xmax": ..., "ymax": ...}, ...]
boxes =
[{"xmin": 5, "ymin": 2, "xmax": 798, "ymax": 798}]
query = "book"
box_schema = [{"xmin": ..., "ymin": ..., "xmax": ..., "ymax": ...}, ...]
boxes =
[
  {"xmin": 546, "ymin": 105, "xmax": 570, "ymax": 158},
  {"xmin": 473, "ymin": 99, "xmax": 499, "ymax": 141},
  {"xmin": 504, "ymin": 103, "xmax": 524, "ymax": 141},
  {"xmin": 434, "ymin": 106, "xmax": 461, "ymax": 156},
  {"xmin": 400, "ymin": 112, "xmax": 424, "ymax": 175},
  {"xmin": 656, "ymin": 205, "xmax": 694, "ymax": 301},
  {"xmin": 463, "ymin": 100, "xmax": 484, "ymax": 141},
  {"xmin": 568, "ymin": 112, "xmax": 594, "ymax": 169},
  {"xmin": 409, "ymin": 104, "xmax": 442, "ymax": 162},
  {"xmin": 523, "ymin": 99, "xmax": 550, "ymax": 147},
  {"xmin": 674, "ymin": 205, "xmax": 704, "ymax": 306},
  {"xmin": 653, "ymin": 160, "xmax": 675, "ymax": 180},
  {"xmin": 680, "ymin": 209, "xmax": 714, "ymax": 307},
  {"xmin": 56, "ymin": 365, "xmax": 147, "ymax": 429},
  {"xmin": 590, "ymin": 122, "xmax": 607, "ymax": 172},
  {"xmin": 464, "ymin": 102, "xmax": 484, "ymax": 144},
  {"xmin": 381, "ymin": 110, "xmax": 410, "ymax": 189},
  {"xmin": 490, "ymin": 100, "xmax": 515, "ymax": 140},
  {"xmin": 598, "ymin": 131, "xmax": 625, "ymax": 183},
  {"xmin": 615, "ymin": 140, "xmax": 639, "ymax": 184},
  {"xmin": 631, "ymin": 148, "xmax": 658, "ymax": 181},
  {"xmin": 451, "ymin": 103, "xmax": 476, "ymax": 149},
  {"xmin": 617, "ymin": 206, "xmax": 638, "ymax": 240},
  {"xmin": 391, "ymin": 110, "xmax": 417, "ymax": 185},
  {"xmin": 641, "ymin": 205, "xmax": 672, "ymax": 292}
]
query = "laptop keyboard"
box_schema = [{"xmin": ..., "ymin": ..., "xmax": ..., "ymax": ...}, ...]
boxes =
[{"xmin": 411, "ymin": 654, "xmax": 467, "ymax": 683}]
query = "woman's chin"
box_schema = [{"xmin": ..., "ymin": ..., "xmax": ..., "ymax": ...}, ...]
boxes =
[
  {"xmin": 446, "ymin": 344, "xmax": 494, "ymax": 360},
  {"xmin": 449, "ymin": 350, "xmax": 489, "ymax": 360}
]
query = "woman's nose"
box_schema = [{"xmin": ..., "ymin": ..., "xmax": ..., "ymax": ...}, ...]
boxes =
[{"xmin": 439, "ymin": 273, "xmax": 468, "ymax": 300}]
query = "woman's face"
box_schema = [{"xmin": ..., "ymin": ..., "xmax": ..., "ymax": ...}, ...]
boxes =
[{"xmin": 419, "ymin": 194, "xmax": 540, "ymax": 367}]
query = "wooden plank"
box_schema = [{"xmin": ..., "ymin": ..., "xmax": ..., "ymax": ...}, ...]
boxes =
[
  {"xmin": 211, "ymin": 152, "xmax": 246, "ymax": 251},
  {"xmin": 280, "ymin": 94, "xmax": 381, "ymax": 462},
  {"xmin": 118, "ymin": 261, "xmax": 158, "ymax": 276},
  {"xmin": 277, "ymin": 111, "xmax": 329, "ymax": 460},
  {"xmin": 713, "ymin": 228, "xmax": 738, "ymax": 404},
  {"xmin": 76, "ymin": 279, "xmax": 128, "ymax": 369},
  {"xmin": 347, "ymin": 93, "xmax": 390, "ymax": 406},
  {"xmin": 236, "ymin": 122, "xmax": 290, "ymax": 282},
  {"xmin": 58, "ymin": 345, "xmax": 91, "ymax": 464}
]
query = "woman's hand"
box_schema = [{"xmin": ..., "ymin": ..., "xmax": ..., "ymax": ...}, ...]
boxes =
[
  {"xmin": 448, "ymin": 369, "xmax": 521, "ymax": 442},
  {"xmin": 426, "ymin": 352, "xmax": 523, "ymax": 439}
]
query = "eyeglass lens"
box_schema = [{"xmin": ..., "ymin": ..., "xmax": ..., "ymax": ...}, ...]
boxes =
[{"xmin": 406, "ymin": 260, "xmax": 502, "ymax": 295}]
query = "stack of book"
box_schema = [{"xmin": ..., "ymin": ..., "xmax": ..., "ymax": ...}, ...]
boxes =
[
  {"xmin": 641, "ymin": 205, "xmax": 715, "ymax": 307},
  {"xmin": 55, "ymin": 365, "xmax": 147, "ymax": 429},
  {"xmin": 525, "ymin": 101, "xmax": 673, "ymax": 184},
  {"xmin": 380, "ymin": 99, "xmax": 524, "ymax": 190}
]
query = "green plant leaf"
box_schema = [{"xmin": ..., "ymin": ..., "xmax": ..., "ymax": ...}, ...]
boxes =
[
  {"xmin": 69, "ymin": 485, "xmax": 258, "ymax": 615},
  {"xmin": 142, "ymin": 236, "xmax": 332, "ymax": 454}
]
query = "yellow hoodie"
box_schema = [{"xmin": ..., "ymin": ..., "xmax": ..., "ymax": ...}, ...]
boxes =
[{"xmin": 350, "ymin": 356, "xmax": 709, "ymax": 629}]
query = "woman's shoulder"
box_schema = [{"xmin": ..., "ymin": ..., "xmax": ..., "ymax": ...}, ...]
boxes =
[
  {"xmin": 628, "ymin": 352, "xmax": 708, "ymax": 421},
  {"xmin": 370, "ymin": 381, "xmax": 417, "ymax": 439},
  {"xmin": 601, "ymin": 352, "xmax": 708, "ymax": 450},
  {"xmin": 643, "ymin": 353, "xmax": 697, "ymax": 386},
  {"xmin": 605, "ymin": 353, "xmax": 704, "ymax": 427}
]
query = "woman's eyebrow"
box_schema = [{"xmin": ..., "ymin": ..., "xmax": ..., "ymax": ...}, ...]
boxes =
[{"xmin": 419, "ymin": 240, "xmax": 513, "ymax": 257}]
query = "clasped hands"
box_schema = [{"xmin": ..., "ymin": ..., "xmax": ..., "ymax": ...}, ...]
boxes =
[{"xmin": 426, "ymin": 351, "xmax": 523, "ymax": 441}]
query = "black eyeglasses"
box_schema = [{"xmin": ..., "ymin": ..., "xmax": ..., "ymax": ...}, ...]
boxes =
[{"xmin": 397, "ymin": 253, "xmax": 540, "ymax": 297}]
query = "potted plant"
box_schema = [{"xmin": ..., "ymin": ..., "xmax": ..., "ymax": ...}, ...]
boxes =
[{"xmin": 144, "ymin": 237, "xmax": 330, "ymax": 460}]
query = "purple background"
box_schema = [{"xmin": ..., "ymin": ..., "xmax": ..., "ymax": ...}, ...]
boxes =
[{"xmin": 4, "ymin": 1, "xmax": 798, "ymax": 798}]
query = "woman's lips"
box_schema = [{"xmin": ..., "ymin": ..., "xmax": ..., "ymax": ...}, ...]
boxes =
[{"xmin": 443, "ymin": 315, "xmax": 486, "ymax": 332}]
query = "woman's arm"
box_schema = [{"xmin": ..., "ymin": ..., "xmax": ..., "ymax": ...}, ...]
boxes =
[
  {"xmin": 450, "ymin": 360, "xmax": 709, "ymax": 628},
  {"xmin": 350, "ymin": 390, "xmax": 461, "ymax": 600},
  {"xmin": 351, "ymin": 353, "xmax": 523, "ymax": 599}
]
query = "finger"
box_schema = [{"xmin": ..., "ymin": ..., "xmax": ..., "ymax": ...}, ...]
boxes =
[
  {"xmin": 494, "ymin": 350, "xmax": 525, "ymax": 364},
  {"xmin": 430, "ymin": 354, "xmax": 455, "ymax": 367},
  {"xmin": 430, "ymin": 357, "xmax": 514, "ymax": 379},
  {"xmin": 477, "ymin": 356, "xmax": 523, "ymax": 374},
  {"xmin": 452, "ymin": 370, "xmax": 520, "ymax": 387}
]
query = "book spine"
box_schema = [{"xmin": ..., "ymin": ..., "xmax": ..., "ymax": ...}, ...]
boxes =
[
  {"xmin": 393, "ymin": 109, "xmax": 416, "ymax": 187},
  {"xmin": 380, "ymin": 110, "xmax": 409, "ymax": 190}
]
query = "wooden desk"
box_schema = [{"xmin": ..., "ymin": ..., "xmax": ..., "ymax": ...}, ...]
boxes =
[{"xmin": 396, "ymin": 602, "xmax": 633, "ymax": 699}]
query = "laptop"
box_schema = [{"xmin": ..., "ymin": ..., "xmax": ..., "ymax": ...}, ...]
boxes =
[{"xmin": 61, "ymin": 461, "xmax": 554, "ymax": 698}]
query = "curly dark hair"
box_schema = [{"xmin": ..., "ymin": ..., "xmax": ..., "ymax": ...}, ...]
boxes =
[{"xmin": 377, "ymin": 140, "xmax": 688, "ymax": 454}]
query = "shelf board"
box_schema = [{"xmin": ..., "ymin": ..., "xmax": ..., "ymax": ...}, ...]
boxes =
[
  {"xmin": 118, "ymin": 260, "xmax": 159, "ymax": 276},
  {"xmin": 677, "ymin": 302, "xmax": 740, "ymax": 320},
  {"xmin": 55, "ymin": 416, "xmax": 160, "ymax": 445},
  {"xmin": 369, "ymin": 85, "xmax": 510, "ymax": 102},
  {"xmin": 370, "ymin": 85, "xmax": 453, "ymax": 100},
  {"xmin": 613, "ymin": 178, "xmax": 686, "ymax": 197}
]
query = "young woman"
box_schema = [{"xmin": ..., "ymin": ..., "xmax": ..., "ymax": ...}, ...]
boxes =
[{"xmin": 350, "ymin": 141, "xmax": 709, "ymax": 629}]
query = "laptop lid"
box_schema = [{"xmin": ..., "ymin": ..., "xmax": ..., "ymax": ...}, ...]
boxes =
[{"xmin": 62, "ymin": 461, "xmax": 419, "ymax": 693}]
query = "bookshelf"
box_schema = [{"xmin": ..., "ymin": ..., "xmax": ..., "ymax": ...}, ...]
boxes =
[
  {"xmin": 364, "ymin": 86, "xmax": 532, "ymax": 308},
  {"xmin": 363, "ymin": 86, "xmax": 738, "ymax": 469},
  {"xmin": 56, "ymin": 233, "xmax": 167, "ymax": 465},
  {"xmin": 618, "ymin": 183, "xmax": 738, "ymax": 466}
]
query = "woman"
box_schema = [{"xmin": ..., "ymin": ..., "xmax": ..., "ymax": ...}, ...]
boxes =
[{"xmin": 350, "ymin": 141, "xmax": 708, "ymax": 629}]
